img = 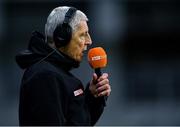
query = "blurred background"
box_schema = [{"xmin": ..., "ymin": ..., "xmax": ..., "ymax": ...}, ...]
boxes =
[{"xmin": 0, "ymin": 0, "xmax": 180, "ymax": 125}]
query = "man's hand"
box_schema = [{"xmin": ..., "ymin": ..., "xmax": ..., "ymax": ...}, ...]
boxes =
[{"xmin": 89, "ymin": 73, "xmax": 111, "ymax": 98}]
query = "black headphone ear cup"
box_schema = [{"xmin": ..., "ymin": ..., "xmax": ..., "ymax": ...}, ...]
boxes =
[
  {"xmin": 64, "ymin": 24, "xmax": 72, "ymax": 43},
  {"xmin": 53, "ymin": 7, "xmax": 76, "ymax": 48},
  {"xmin": 53, "ymin": 24, "xmax": 72, "ymax": 48}
]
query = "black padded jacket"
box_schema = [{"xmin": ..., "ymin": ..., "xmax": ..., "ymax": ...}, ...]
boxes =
[{"xmin": 15, "ymin": 31, "xmax": 105, "ymax": 126}]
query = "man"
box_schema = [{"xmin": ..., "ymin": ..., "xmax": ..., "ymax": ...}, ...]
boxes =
[{"xmin": 16, "ymin": 6, "xmax": 111, "ymax": 126}]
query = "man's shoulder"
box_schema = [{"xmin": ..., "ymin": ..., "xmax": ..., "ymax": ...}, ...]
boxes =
[
  {"xmin": 23, "ymin": 61, "xmax": 63, "ymax": 79},
  {"xmin": 22, "ymin": 61, "xmax": 65, "ymax": 87}
]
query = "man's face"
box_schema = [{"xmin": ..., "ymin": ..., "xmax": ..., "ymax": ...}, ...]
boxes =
[{"xmin": 60, "ymin": 21, "xmax": 92, "ymax": 62}]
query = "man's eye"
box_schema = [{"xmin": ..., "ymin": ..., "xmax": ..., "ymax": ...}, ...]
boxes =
[
  {"xmin": 80, "ymin": 36, "xmax": 85, "ymax": 41},
  {"xmin": 80, "ymin": 32, "xmax": 88, "ymax": 39}
]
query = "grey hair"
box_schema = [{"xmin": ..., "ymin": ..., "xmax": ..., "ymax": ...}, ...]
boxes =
[{"xmin": 45, "ymin": 6, "xmax": 88, "ymax": 43}]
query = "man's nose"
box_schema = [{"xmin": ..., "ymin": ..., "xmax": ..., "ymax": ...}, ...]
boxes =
[{"xmin": 86, "ymin": 33, "xmax": 92, "ymax": 45}]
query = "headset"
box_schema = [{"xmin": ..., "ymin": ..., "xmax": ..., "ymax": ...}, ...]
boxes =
[
  {"xmin": 30, "ymin": 8, "xmax": 77, "ymax": 67},
  {"xmin": 53, "ymin": 7, "xmax": 77, "ymax": 48}
]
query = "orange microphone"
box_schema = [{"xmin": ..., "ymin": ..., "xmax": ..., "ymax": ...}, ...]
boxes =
[
  {"xmin": 88, "ymin": 47, "xmax": 108, "ymax": 106},
  {"xmin": 88, "ymin": 47, "xmax": 107, "ymax": 78}
]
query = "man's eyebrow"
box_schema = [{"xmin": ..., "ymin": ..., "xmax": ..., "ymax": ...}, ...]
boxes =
[{"xmin": 80, "ymin": 31, "xmax": 87, "ymax": 35}]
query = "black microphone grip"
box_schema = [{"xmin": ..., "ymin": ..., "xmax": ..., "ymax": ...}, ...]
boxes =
[
  {"xmin": 95, "ymin": 68, "xmax": 107, "ymax": 106},
  {"xmin": 95, "ymin": 68, "xmax": 102, "ymax": 78}
]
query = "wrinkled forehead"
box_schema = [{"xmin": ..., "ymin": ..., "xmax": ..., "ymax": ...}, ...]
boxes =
[{"xmin": 74, "ymin": 21, "xmax": 89, "ymax": 32}]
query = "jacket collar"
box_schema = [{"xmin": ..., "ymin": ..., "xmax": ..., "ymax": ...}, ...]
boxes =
[{"xmin": 15, "ymin": 31, "xmax": 80, "ymax": 70}]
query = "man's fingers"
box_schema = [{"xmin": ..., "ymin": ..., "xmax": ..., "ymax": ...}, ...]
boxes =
[
  {"xmin": 97, "ymin": 79, "xmax": 109, "ymax": 87},
  {"xmin": 97, "ymin": 73, "xmax": 108, "ymax": 82},
  {"xmin": 98, "ymin": 89, "xmax": 111, "ymax": 97},
  {"xmin": 97, "ymin": 83, "xmax": 110, "ymax": 93},
  {"xmin": 92, "ymin": 73, "xmax": 98, "ymax": 84}
]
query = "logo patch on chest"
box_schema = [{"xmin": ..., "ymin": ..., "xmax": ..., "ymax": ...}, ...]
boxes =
[{"xmin": 74, "ymin": 88, "xmax": 83, "ymax": 96}]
